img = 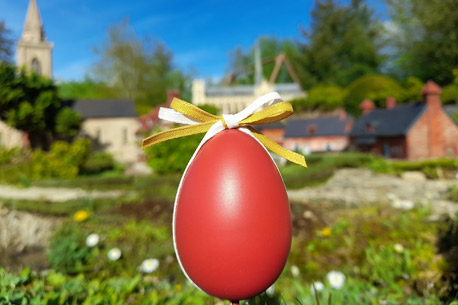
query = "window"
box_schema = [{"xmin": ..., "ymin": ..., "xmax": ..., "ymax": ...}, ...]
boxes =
[
  {"xmin": 31, "ymin": 58, "xmax": 41, "ymax": 75},
  {"xmin": 96, "ymin": 128, "xmax": 101, "ymax": 142},
  {"xmin": 390, "ymin": 145, "xmax": 402, "ymax": 155},
  {"xmin": 307, "ymin": 125, "xmax": 317, "ymax": 135},
  {"xmin": 122, "ymin": 127, "xmax": 128, "ymax": 144},
  {"xmin": 365, "ymin": 123, "xmax": 375, "ymax": 133}
]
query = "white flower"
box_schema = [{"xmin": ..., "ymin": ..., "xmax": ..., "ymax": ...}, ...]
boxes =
[
  {"xmin": 310, "ymin": 281, "xmax": 325, "ymax": 295},
  {"xmin": 392, "ymin": 199, "xmax": 414, "ymax": 210},
  {"xmin": 386, "ymin": 193, "xmax": 397, "ymax": 201},
  {"xmin": 326, "ymin": 271, "xmax": 345, "ymax": 289},
  {"xmin": 107, "ymin": 248, "xmax": 122, "ymax": 261},
  {"xmin": 399, "ymin": 200, "xmax": 414, "ymax": 210},
  {"xmin": 394, "ymin": 243, "xmax": 404, "ymax": 253},
  {"xmin": 140, "ymin": 258, "xmax": 159, "ymax": 273},
  {"xmin": 391, "ymin": 199, "xmax": 401, "ymax": 209},
  {"xmin": 85, "ymin": 233, "xmax": 99, "ymax": 247},
  {"xmin": 291, "ymin": 265, "xmax": 300, "ymax": 278},
  {"xmin": 266, "ymin": 284, "xmax": 275, "ymax": 296}
]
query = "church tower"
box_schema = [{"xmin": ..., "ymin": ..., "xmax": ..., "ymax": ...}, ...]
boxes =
[{"xmin": 16, "ymin": 0, "xmax": 53, "ymax": 78}]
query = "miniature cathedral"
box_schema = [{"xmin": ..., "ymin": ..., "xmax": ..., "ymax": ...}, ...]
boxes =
[{"xmin": 16, "ymin": 0, "xmax": 53, "ymax": 78}]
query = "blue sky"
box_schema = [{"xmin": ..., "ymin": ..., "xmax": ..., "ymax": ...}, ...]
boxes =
[{"xmin": 0, "ymin": 0, "xmax": 388, "ymax": 82}]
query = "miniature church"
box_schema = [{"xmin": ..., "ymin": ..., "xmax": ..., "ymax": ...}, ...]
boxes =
[{"xmin": 16, "ymin": 0, "xmax": 53, "ymax": 78}]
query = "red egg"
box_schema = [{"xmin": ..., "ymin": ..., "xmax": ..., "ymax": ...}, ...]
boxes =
[{"xmin": 174, "ymin": 129, "xmax": 291, "ymax": 301}]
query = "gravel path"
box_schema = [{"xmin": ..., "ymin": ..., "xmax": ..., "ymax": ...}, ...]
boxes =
[
  {"xmin": 288, "ymin": 168, "xmax": 458, "ymax": 217},
  {"xmin": 0, "ymin": 185, "xmax": 125, "ymax": 202}
]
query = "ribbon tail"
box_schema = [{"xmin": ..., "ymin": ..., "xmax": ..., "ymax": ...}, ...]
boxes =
[
  {"xmin": 142, "ymin": 121, "xmax": 216, "ymax": 150},
  {"xmin": 248, "ymin": 127, "xmax": 307, "ymax": 168}
]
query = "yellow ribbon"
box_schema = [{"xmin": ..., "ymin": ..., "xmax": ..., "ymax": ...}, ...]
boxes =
[{"xmin": 141, "ymin": 98, "xmax": 307, "ymax": 167}]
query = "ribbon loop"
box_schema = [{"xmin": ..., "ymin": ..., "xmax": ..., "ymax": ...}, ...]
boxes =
[{"xmin": 141, "ymin": 92, "xmax": 307, "ymax": 168}]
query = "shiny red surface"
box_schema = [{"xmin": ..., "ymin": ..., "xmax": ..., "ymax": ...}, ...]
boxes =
[{"xmin": 175, "ymin": 129, "xmax": 291, "ymax": 300}]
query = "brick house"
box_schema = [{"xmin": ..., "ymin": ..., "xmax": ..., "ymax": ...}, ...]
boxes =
[
  {"xmin": 350, "ymin": 81, "xmax": 458, "ymax": 159},
  {"xmin": 282, "ymin": 111, "xmax": 353, "ymax": 155}
]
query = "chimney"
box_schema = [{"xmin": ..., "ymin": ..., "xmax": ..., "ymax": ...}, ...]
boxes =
[
  {"xmin": 360, "ymin": 99, "xmax": 375, "ymax": 115},
  {"xmin": 338, "ymin": 109, "xmax": 346, "ymax": 120},
  {"xmin": 386, "ymin": 97, "xmax": 396, "ymax": 109},
  {"xmin": 167, "ymin": 89, "xmax": 180, "ymax": 104},
  {"xmin": 421, "ymin": 80, "xmax": 444, "ymax": 158},
  {"xmin": 421, "ymin": 80, "xmax": 442, "ymax": 108}
]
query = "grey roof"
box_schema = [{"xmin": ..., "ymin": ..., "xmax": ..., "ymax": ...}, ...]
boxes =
[
  {"xmin": 444, "ymin": 105, "xmax": 458, "ymax": 124},
  {"xmin": 70, "ymin": 99, "xmax": 137, "ymax": 119},
  {"xmin": 350, "ymin": 102, "xmax": 426, "ymax": 137},
  {"xmin": 274, "ymin": 83, "xmax": 302, "ymax": 95},
  {"xmin": 284, "ymin": 116, "xmax": 349, "ymax": 138},
  {"xmin": 206, "ymin": 85, "xmax": 254, "ymax": 97},
  {"xmin": 257, "ymin": 122, "xmax": 285, "ymax": 130},
  {"xmin": 206, "ymin": 82, "xmax": 303, "ymax": 97}
]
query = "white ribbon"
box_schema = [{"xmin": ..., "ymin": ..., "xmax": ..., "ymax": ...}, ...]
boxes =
[{"xmin": 162, "ymin": 92, "xmax": 285, "ymax": 291}]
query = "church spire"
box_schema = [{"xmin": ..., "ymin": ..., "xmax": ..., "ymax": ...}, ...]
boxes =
[
  {"xmin": 21, "ymin": 0, "xmax": 45, "ymax": 43},
  {"xmin": 17, "ymin": 0, "xmax": 53, "ymax": 78}
]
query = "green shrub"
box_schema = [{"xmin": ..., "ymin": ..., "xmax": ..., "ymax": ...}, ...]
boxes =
[
  {"xmin": 368, "ymin": 158, "xmax": 458, "ymax": 178},
  {"xmin": 145, "ymin": 133, "xmax": 203, "ymax": 174},
  {"xmin": 80, "ymin": 151, "xmax": 117, "ymax": 175},
  {"xmin": 30, "ymin": 139, "xmax": 91, "ymax": 179},
  {"xmin": 281, "ymin": 153, "xmax": 374, "ymax": 189},
  {"xmin": 0, "ymin": 147, "xmax": 23, "ymax": 165},
  {"xmin": 344, "ymin": 74, "xmax": 403, "ymax": 115}
]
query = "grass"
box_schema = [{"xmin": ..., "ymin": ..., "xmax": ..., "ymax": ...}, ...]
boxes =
[{"xmin": 0, "ymin": 173, "xmax": 180, "ymax": 216}]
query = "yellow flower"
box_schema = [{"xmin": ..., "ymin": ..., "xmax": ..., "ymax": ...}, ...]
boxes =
[
  {"xmin": 320, "ymin": 227, "xmax": 332, "ymax": 237},
  {"xmin": 175, "ymin": 284, "xmax": 182, "ymax": 292},
  {"xmin": 74, "ymin": 210, "xmax": 89, "ymax": 222}
]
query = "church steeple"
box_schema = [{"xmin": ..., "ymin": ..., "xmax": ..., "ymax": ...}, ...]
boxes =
[
  {"xmin": 22, "ymin": 0, "xmax": 45, "ymax": 43},
  {"xmin": 16, "ymin": 0, "xmax": 53, "ymax": 78}
]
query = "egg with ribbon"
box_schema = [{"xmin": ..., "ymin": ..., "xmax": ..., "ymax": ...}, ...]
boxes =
[{"xmin": 174, "ymin": 129, "xmax": 291, "ymax": 301}]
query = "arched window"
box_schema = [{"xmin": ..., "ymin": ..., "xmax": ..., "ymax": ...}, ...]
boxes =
[{"xmin": 31, "ymin": 58, "xmax": 41, "ymax": 75}]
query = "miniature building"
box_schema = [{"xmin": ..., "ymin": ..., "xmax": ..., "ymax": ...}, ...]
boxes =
[
  {"xmin": 16, "ymin": 0, "xmax": 53, "ymax": 78},
  {"xmin": 192, "ymin": 46, "xmax": 306, "ymax": 113},
  {"xmin": 68, "ymin": 99, "xmax": 140, "ymax": 163},
  {"xmin": 192, "ymin": 79, "xmax": 305, "ymax": 114},
  {"xmin": 257, "ymin": 122, "xmax": 286, "ymax": 145},
  {"xmin": 282, "ymin": 111, "xmax": 353, "ymax": 155},
  {"xmin": 350, "ymin": 81, "xmax": 458, "ymax": 159}
]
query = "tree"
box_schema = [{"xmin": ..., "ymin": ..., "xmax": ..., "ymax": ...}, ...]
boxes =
[
  {"xmin": 92, "ymin": 19, "xmax": 190, "ymax": 115},
  {"xmin": 57, "ymin": 78, "xmax": 118, "ymax": 100},
  {"xmin": 442, "ymin": 69, "xmax": 458, "ymax": 105},
  {"xmin": 344, "ymin": 74, "xmax": 403, "ymax": 115},
  {"xmin": 0, "ymin": 64, "xmax": 81, "ymax": 148},
  {"xmin": 386, "ymin": 0, "xmax": 458, "ymax": 85},
  {"xmin": 290, "ymin": 85, "xmax": 346, "ymax": 112},
  {"xmin": 297, "ymin": 0, "xmax": 383, "ymax": 88},
  {"xmin": 0, "ymin": 21, "xmax": 13, "ymax": 63}
]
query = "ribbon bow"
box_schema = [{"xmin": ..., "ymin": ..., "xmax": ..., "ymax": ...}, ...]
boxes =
[{"xmin": 141, "ymin": 92, "xmax": 307, "ymax": 167}]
